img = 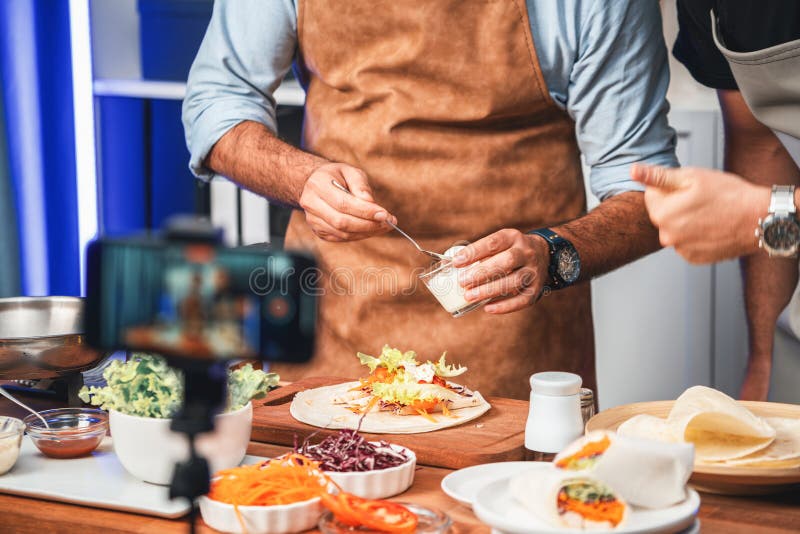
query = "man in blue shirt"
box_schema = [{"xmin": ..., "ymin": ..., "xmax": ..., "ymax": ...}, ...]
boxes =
[{"xmin": 182, "ymin": 0, "xmax": 677, "ymax": 397}]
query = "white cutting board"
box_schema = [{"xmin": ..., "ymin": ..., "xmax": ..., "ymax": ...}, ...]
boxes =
[{"xmin": 0, "ymin": 436, "xmax": 264, "ymax": 518}]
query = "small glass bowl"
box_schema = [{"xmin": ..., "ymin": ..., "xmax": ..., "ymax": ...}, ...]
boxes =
[
  {"xmin": 318, "ymin": 503, "xmax": 452, "ymax": 533},
  {"xmin": 419, "ymin": 259, "xmax": 489, "ymax": 318},
  {"xmin": 24, "ymin": 408, "xmax": 108, "ymax": 459},
  {"xmin": 0, "ymin": 416, "xmax": 24, "ymax": 475}
]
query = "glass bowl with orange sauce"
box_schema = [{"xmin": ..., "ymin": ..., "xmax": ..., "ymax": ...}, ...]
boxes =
[{"xmin": 24, "ymin": 408, "xmax": 108, "ymax": 459}]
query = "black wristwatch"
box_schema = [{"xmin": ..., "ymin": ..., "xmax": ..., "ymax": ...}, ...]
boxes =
[{"xmin": 528, "ymin": 228, "xmax": 581, "ymax": 290}]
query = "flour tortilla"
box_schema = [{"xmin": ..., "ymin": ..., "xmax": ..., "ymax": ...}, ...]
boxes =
[
  {"xmin": 555, "ymin": 431, "xmax": 693, "ymax": 509},
  {"xmin": 721, "ymin": 417, "xmax": 800, "ymax": 467},
  {"xmin": 617, "ymin": 415, "xmax": 676, "ymax": 443},
  {"xmin": 510, "ymin": 467, "xmax": 628, "ymax": 529},
  {"xmin": 667, "ymin": 386, "xmax": 776, "ymax": 462},
  {"xmin": 289, "ymin": 381, "xmax": 490, "ymax": 434}
]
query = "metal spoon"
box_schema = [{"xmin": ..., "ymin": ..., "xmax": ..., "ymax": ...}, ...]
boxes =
[
  {"xmin": 330, "ymin": 180, "xmax": 448, "ymax": 261},
  {"xmin": 0, "ymin": 386, "xmax": 50, "ymax": 428}
]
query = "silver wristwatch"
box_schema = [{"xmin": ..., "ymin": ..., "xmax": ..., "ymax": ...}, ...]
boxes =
[{"xmin": 756, "ymin": 185, "xmax": 800, "ymax": 257}]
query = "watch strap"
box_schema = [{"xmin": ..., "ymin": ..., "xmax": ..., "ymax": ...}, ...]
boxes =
[
  {"xmin": 528, "ymin": 228, "xmax": 567, "ymax": 289},
  {"xmin": 529, "ymin": 228, "xmax": 567, "ymax": 248},
  {"xmin": 769, "ymin": 185, "xmax": 796, "ymax": 215}
]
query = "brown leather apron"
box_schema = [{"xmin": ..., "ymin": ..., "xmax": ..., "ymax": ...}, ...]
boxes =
[{"xmin": 277, "ymin": 0, "xmax": 595, "ymax": 400}]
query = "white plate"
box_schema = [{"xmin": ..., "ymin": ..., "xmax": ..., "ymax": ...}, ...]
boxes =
[
  {"xmin": 490, "ymin": 520, "xmax": 700, "ymax": 534},
  {"xmin": 441, "ymin": 461, "xmax": 540, "ymax": 508},
  {"xmin": 474, "ymin": 472, "xmax": 700, "ymax": 534},
  {"xmin": 0, "ymin": 437, "xmax": 266, "ymax": 518}
]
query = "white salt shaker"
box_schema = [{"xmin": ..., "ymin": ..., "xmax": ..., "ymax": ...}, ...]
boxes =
[{"xmin": 524, "ymin": 371, "xmax": 585, "ymax": 461}]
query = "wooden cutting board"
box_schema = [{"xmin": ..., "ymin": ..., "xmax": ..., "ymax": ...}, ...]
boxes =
[{"xmin": 251, "ymin": 377, "xmax": 529, "ymax": 470}]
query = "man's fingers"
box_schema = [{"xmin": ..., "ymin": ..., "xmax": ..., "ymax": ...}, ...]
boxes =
[
  {"xmin": 453, "ymin": 229, "xmax": 515, "ymax": 267},
  {"xmin": 631, "ymin": 164, "xmax": 690, "ymax": 190},
  {"xmin": 304, "ymin": 194, "xmax": 391, "ymax": 235},
  {"xmin": 340, "ymin": 166, "xmax": 375, "ymax": 202},
  {"xmin": 483, "ymin": 291, "xmax": 537, "ymax": 314},
  {"xmin": 316, "ymin": 177, "xmax": 392, "ymax": 223},
  {"xmin": 464, "ymin": 267, "xmax": 539, "ymax": 302},
  {"xmin": 458, "ymin": 248, "xmax": 526, "ymax": 288},
  {"xmin": 306, "ymin": 213, "xmax": 385, "ymax": 242}
]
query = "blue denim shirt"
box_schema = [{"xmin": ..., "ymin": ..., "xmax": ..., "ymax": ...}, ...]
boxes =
[{"xmin": 183, "ymin": 0, "xmax": 678, "ymax": 200}]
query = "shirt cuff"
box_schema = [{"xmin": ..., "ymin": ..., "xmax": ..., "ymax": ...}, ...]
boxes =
[
  {"xmin": 589, "ymin": 152, "xmax": 680, "ymax": 201},
  {"xmin": 185, "ymin": 99, "xmax": 278, "ymax": 181}
]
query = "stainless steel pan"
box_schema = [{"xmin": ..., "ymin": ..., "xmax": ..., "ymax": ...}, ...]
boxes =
[{"xmin": 0, "ymin": 297, "xmax": 107, "ymax": 379}]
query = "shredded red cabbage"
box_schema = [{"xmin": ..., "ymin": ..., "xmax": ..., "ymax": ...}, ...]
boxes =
[{"xmin": 295, "ymin": 429, "xmax": 410, "ymax": 472}]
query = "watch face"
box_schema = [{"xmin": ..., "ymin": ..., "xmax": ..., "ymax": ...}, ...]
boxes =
[
  {"xmin": 556, "ymin": 246, "xmax": 581, "ymax": 284},
  {"xmin": 763, "ymin": 218, "xmax": 800, "ymax": 252}
]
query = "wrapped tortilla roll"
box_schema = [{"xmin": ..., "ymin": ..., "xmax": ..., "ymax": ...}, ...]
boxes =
[
  {"xmin": 554, "ymin": 431, "xmax": 693, "ymax": 509},
  {"xmin": 511, "ymin": 467, "xmax": 628, "ymax": 530}
]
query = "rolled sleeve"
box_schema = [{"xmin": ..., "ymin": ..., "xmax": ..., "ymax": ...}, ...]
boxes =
[
  {"xmin": 182, "ymin": 0, "xmax": 298, "ymax": 180},
  {"xmin": 568, "ymin": 0, "xmax": 679, "ymax": 200}
]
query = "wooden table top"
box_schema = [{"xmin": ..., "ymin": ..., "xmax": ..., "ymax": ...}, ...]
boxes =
[{"xmin": 1, "ymin": 389, "xmax": 799, "ymax": 533}]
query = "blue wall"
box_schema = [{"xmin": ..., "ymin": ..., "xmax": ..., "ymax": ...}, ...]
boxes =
[{"xmin": 0, "ymin": 0, "xmax": 80, "ymax": 296}]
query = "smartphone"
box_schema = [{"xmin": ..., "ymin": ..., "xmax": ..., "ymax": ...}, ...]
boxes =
[{"xmin": 84, "ymin": 236, "xmax": 317, "ymax": 363}]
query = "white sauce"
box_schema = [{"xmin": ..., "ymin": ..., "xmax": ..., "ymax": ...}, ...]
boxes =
[
  {"xmin": 414, "ymin": 362, "xmax": 436, "ymax": 383},
  {"xmin": 0, "ymin": 435, "xmax": 21, "ymax": 475}
]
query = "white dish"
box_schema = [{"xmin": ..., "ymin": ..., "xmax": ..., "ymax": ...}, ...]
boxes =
[
  {"xmin": 325, "ymin": 444, "xmax": 416, "ymax": 499},
  {"xmin": 110, "ymin": 401, "xmax": 253, "ymax": 485},
  {"xmin": 441, "ymin": 461, "xmax": 538, "ymax": 508},
  {"xmin": 199, "ymin": 495, "xmax": 323, "ymax": 534},
  {"xmin": 490, "ymin": 521, "xmax": 700, "ymax": 534},
  {"xmin": 474, "ymin": 475, "xmax": 700, "ymax": 534}
]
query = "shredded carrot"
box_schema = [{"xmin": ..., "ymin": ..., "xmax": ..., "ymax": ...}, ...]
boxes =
[
  {"xmin": 416, "ymin": 409, "xmax": 437, "ymax": 423},
  {"xmin": 557, "ymin": 491, "xmax": 625, "ymax": 526},
  {"xmin": 555, "ymin": 435, "xmax": 611, "ymax": 469},
  {"xmin": 359, "ymin": 395, "xmax": 381, "ymax": 414}
]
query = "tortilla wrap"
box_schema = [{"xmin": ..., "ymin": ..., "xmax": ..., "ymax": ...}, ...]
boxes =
[
  {"xmin": 290, "ymin": 381, "xmax": 490, "ymax": 434},
  {"xmin": 555, "ymin": 431, "xmax": 693, "ymax": 509},
  {"xmin": 617, "ymin": 414, "xmax": 676, "ymax": 442},
  {"xmin": 720, "ymin": 417, "xmax": 800, "ymax": 467},
  {"xmin": 510, "ymin": 467, "xmax": 628, "ymax": 530},
  {"xmin": 667, "ymin": 386, "xmax": 775, "ymax": 462}
]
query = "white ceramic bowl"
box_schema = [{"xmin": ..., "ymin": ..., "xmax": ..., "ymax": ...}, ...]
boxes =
[
  {"xmin": 199, "ymin": 495, "xmax": 323, "ymax": 534},
  {"xmin": 323, "ymin": 444, "xmax": 416, "ymax": 499},
  {"xmin": 109, "ymin": 402, "xmax": 252, "ymax": 485}
]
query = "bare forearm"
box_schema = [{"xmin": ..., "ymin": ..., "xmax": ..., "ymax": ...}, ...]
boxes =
[
  {"xmin": 720, "ymin": 92, "xmax": 800, "ymax": 361},
  {"xmin": 205, "ymin": 120, "xmax": 327, "ymax": 207},
  {"xmin": 553, "ymin": 191, "xmax": 660, "ymax": 281}
]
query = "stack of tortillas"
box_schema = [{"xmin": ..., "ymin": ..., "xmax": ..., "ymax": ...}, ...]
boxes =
[{"xmin": 618, "ymin": 386, "xmax": 800, "ymax": 468}]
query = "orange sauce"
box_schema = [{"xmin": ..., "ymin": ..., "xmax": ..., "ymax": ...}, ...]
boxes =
[{"xmin": 34, "ymin": 430, "xmax": 103, "ymax": 459}]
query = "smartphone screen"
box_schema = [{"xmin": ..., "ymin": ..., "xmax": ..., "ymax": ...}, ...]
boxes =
[{"xmin": 85, "ymin": 238, "xmax": 317, "ymax": 363}]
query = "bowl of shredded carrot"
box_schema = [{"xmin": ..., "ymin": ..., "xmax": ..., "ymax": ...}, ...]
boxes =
[{"xmin": 199, "ymin": 453, "xmax": 329, "ymax": 534}]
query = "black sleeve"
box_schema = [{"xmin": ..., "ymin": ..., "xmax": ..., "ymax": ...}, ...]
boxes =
[
  {"xmin": 673, "ymin": 0, "xmax": 737, "ymax": 90},
  {"xmin": 673, "ymin": 0, "xmax": 800, "ymax": 91}
]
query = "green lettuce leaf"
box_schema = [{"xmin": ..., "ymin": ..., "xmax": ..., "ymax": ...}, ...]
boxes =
[
  {"xmin": 78, "ymin": 354, "xmax": 279, "ymax": 418},
  {"xmin": 430, "ymin": 353, "xmax": 467, "ymax": 377},
  {"xmin": 227, "ymin": 364, "xmax": 279, "ymax": 411},
  {"xmin": 357, "ymin": 345, "xmax": 419, "ymax": 374}
]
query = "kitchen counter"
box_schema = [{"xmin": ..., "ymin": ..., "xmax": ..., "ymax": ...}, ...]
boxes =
[{"xmin": 1, "ymin": 392, "xmax": 799, "ymax": 533}]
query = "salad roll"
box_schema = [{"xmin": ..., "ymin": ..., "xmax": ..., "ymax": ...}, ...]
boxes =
[
  {"xmin": 511, "ymin": 468, "xmax": 627, "ymax": 530},
  {"xmin": 554, "ymin": 431, "xmax": 693, "ymax": 509}
]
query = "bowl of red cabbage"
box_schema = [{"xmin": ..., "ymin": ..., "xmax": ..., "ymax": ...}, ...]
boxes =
[{"xmin": 296, "ymin": 429, "xmax": 416, "ymax": 499}]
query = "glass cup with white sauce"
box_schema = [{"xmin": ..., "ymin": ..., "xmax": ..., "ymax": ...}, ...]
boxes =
[{"xmin": 419, "ymin": 245, "xmax": 490, "ymax": 317}]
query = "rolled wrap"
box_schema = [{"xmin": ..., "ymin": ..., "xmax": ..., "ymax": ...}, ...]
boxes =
[
  {"xmin": 554, "ymin": 431, "xmax": 694, "ymax": 509},
  {"xmin": 510, "ymin": 467, "xmax": 628, "ymax": 530}
]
